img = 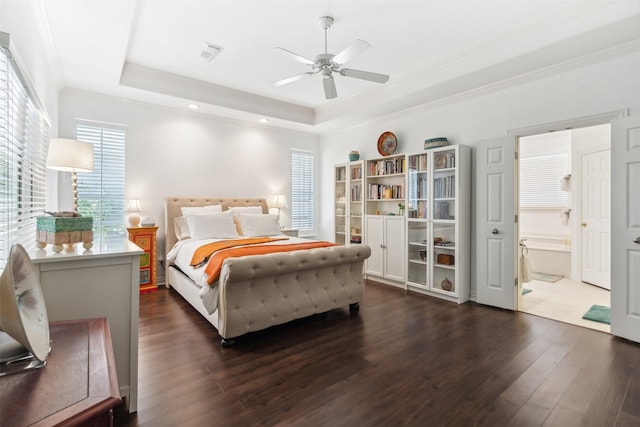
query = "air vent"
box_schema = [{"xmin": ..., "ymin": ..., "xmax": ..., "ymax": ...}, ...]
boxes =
[{"xmin": 201, "ymin": 43, "xmax": 223, "ymax": 62}]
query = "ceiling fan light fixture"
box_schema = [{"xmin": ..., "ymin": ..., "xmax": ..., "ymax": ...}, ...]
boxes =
[
  {"xmin": 201, "ymin": 43, "xmax": 223, "ymax": 62},
  {"xmin": 272, "ymin": 16, "xmax": 389, "ymax": 100}
]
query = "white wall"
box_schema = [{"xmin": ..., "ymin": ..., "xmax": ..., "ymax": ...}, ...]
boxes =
[
  {"xmin": 319, "ymin": 50, "xmax": 640, "ymax": 295},
  {"xmin": 58, "ymin": 90, "xmax": 319, "ymax": 265}
]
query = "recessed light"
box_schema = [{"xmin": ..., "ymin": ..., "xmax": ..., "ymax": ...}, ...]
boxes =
[
  {"xmin": 187, "ymin": 103, "xmax": 199, "ymax": 110},
  {"xmin": 259, "ymin": 118, "xmax": 269, "ymax": 124}
]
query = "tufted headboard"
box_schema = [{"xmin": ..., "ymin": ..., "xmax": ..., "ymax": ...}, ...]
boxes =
[{"xmin": 164, "ymin": 197, "xmax": 269, "ymax": 257}]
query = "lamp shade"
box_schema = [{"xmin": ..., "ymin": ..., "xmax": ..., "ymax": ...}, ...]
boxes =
[
  {"xmin": 272, "ymin": 194, "xmax": 288, "ymax": 209},
  {"xmin": 46, "ymin": 139, "xmax": 94, "ymax": 172},
  {"xmin": 126, "ymin": 199, "xmax": 142, "ymax": 213}
]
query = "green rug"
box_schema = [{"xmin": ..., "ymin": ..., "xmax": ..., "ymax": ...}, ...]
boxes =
[
  {"xmin": 522, "ymin": 288, "xmax": 532, "ymax": 295},
  {"xmin": 582, "ymin": 304, "xmax": 611, "ymax": 324},
  {"xmin": 532, "ymin": 272, "xmax": 563, "ymax": 283}
]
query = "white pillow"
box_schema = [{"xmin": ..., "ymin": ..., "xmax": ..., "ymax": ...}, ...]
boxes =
[
  {"xmin": 237, "ymin": 213, "xmax": 281, "ymax": 237},
  {"xmin": 228, "ymin": 206, "xmax": 263, "ymax": 215},
  {"xmin": 174, "ymin": 216, "xmax": 190, "ymax": 240},
  {"xmin": 181, "ymin": 204, "xmax": 222, "ymax": 216},
  {"xmin": 185, "ymin": 213, "xmax": 238, "ymax": 240}
]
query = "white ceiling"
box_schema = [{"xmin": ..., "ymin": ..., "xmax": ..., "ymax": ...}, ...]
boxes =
[{"xmin": 40, "ymin": 0, "xmax": 640, "ymax": 133}]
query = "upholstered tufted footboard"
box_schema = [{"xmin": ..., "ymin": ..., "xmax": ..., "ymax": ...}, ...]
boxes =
[{"xmin": 217, "ymin": 244, "xmax": 371, "ymax": 340}]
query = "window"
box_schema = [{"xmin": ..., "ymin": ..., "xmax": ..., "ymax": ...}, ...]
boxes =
[
  {"xmin": 0, "ymin": 39, "xmax": 50, "ymax": 268},
  {"xmin": 519, "ymin": 152, "xmax": 569, "ymax": 208},
  {"xmin": 75, "ymin": 121, "xmax": 126, "ymax": 238},
  {"xmin": 291, "ymin": 149, "xmax": 315, "ymax": 234}
]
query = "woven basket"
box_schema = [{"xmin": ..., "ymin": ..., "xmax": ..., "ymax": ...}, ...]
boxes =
[{"xmin": 424, "ymin": 137, "xmax": 449, "ymax": 149}]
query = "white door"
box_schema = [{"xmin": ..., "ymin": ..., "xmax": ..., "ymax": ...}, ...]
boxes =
[
  {"xmin": 580, "ymin": 148, "xmax": 611, "ymax": 288},
  {"xmin": 610, "ymin": 115, "xmax": 640, "ymax": 344},
  {"xmin": 475, "ymin": 137, "xmax": 517, "ymax": 310},
  {"xmin": 384, "ymin": 216, "xmax": 405, "ymax": 282},
  {"xmin": 365, "ymin": 215, "xmax": 384, "ymax": 276}
]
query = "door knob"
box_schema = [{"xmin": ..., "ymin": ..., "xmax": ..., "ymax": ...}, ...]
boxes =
[
  {"xmin": 491, "ymin": 228, "xmax": 499, "ymax": 235},
  {"xmin": 634, "ymin": 237, "xmax": 640, "ymax": 245},
  {"xmin": 581, "ymin": 223, "xmax": 587, "ymax": 228}
]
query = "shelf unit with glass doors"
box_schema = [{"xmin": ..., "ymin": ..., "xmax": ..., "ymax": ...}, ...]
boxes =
[
  {"xmin": 334, "ymin": 163, "xmax": 348, "ymax": 245},
  {"xmin": 405, "ymin": 145, "xmax": 470, "ymax": 303},
  {"xmin": 406, "ymin": 152, "xmax": 429, "ymax": 288},
  {"xmin": 334, "ymin": 160, "xmax": 365, "ymax": 245},
  {"xmin": 348, "ymin": 161, "xmax": 364, "ymax": 244}
]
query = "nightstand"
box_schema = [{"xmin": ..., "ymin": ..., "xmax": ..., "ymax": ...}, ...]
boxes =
[
  {"xmin": 281, "ymin": 228, "xmax": 299, "ymax": 237},
  {"xmin": 127, "ymin": 225, "xmax": 159, "ymax": 293}
]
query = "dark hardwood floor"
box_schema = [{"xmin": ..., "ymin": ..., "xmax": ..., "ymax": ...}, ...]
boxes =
[{"xmin": 114, "ymin": 280, "xmax": 640, "ymax": 427}]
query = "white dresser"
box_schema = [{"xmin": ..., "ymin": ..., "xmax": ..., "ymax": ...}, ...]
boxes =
[{"xmin": 29, "ymin": 238, "xmax": 143, "ymax": 412}]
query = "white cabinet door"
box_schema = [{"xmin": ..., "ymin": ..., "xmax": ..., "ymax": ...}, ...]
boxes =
[
  {"xmin": 365, "ymin": 215, "xmax": 384, "ymax": 276},
  {"xmin": 474, "ymin": 137, "xmax": 517, "ymax": 310},
  {"xmin": 611, "ymin": 114, "xmax": 640, "ymax": 344},
  {"xmin": 384, "ymin": 216, "xmax": 405, "ymax": 282}
]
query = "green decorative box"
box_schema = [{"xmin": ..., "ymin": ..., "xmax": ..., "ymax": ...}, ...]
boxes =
[
  {"xmin": 36, "ymin": 216, "xmax": 94, "ymax": 252},
  {"xmin": 37, "ymin": 216, "xmax": 93, "ymax": 232}
]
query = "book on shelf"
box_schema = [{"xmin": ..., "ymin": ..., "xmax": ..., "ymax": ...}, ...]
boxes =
[
  {"xmin": 369, "ymin": 156, "xmax": 406, "ymax": 176},
  {"xmin": 434, "ymin": 175, "xmax": 455, "ymax": 198},
  {"xmin": 367, "ymin": 183, "xmax": 405, "ymax": 199},
  {"xmin": 350, "ymin": 167, "xmax": 362, "ymax": 180}
]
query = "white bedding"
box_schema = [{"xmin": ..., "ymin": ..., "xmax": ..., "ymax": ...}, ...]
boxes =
[{"xmin": 166, "ymin": 235, "xmax": 309, "ymax": 314}]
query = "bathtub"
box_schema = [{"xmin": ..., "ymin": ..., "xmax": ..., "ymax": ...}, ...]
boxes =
[{"xmin": 520, "ymin": 235, "xmax": 571, "ymax": 277}]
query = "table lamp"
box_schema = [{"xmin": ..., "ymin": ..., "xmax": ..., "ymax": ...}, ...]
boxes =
[
  {"xmin": 271, "ymin": 194, "xmax": 287, "ymax": 227},
  {"xmin": 46, "ymin": 138, "xmax": 94, "ymax": 212},
  {"xmin": 126, "ymin": 199, "xmax": 142, "ymax": 227}
]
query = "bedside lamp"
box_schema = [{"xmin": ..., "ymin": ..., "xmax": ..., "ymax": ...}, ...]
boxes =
[
  {"xmin": 126, "ymin": 199, "xmax": 142, "ymax": 227},
  {"xmin": 46, "ymin": 138, "xmax": 94, "ymax": 212},
  {"xmin": 271, "ymin": 194, "xmax": 288, "ymax": 227}
]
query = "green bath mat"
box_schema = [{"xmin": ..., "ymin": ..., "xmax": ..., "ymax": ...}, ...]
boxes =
[
  {"xmin": 522, "ymin": 288, "xmax": 532, "ymax": 295},
  {"xmin": 532, "ymin": 272, "xmax": 563, "ymax": 283},
  {"xmin": 582, "ymin": 305, "xmax": 610, "ymax": 325}
]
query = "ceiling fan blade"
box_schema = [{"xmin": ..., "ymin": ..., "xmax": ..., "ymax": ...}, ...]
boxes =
[
  {"xmin": 340, "ymin": 68, "xmax": 389, "ymax": 84},
  {"xmin": 332, "ymin": 39, "xmax": 371, "ymax": 66},
  {"xmin": 272, "ymin": 47, "xmax": 316, "ymax": 66},
  {"xmin": 272, "ymin": 72, "xmax": 314, "ymax": 87},
  {"xmin": 323, "ymin": 75, "xmax": 337, "ymax": 99}
]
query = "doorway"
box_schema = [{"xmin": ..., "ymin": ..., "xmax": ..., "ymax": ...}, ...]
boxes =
[{"xmin": 517, "ymin": 124, "xmax": 611, "ymax": 332}]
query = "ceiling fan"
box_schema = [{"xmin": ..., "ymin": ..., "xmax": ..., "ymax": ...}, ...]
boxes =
[{"xmin": 272, "ymin": 16, "xmax": 390, "ymax": 99}]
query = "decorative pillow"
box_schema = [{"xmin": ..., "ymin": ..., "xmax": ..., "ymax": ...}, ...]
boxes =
[
  {"xmin": 228, "ymin": 206, "xmax": 264, "ymax": 235},
  {"xmin": 174, "ymin": 216, "xmax": 191, "ymax": 240},
  {"xmin": 181, "ymin": 204, "xmax": 222, "ymax": 216},
  {"xmin": 237, "ymin": 213, "xmax": 281, "ymax": 237},
  {"xmin": 185, "ymin": 213, "xmax": 238, "ymax": 240}
]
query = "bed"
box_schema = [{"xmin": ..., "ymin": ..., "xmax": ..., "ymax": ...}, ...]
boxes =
[{"xmin": 164, "ymin": 197, "xmax": 371, "ymax": 346}]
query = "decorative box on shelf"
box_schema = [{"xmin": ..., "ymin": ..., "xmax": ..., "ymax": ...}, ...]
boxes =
[{"xmin": 36, "ymin": 215, "xmax": 93, "ymax": 252}]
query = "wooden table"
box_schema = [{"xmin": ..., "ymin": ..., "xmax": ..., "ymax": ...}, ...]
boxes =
[{"xmin": 0, "ymin": 318, "xmax": 121, "ymax": 426}]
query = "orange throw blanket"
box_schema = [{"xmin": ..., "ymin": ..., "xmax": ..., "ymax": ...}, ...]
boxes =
[
  {"xmin": 190, "ymin": 237, "xmax": 288, "ymax": 267},
  {"xmin": 203, "ymin": 241, "xmax": 337, "ymax": 285}
]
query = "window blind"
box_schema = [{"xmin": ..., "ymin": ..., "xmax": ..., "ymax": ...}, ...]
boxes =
[
  {"xmin": 520, "ymin": 152, "xmax": 569, "ymax": 208},
  {"xmin": 75, "ymin": 121, "xmax": 126, "ymax": 238},
  {"xmin": 0, "ymin": 43, "xmax": 50, "ymax": 268},
  {"xmin": 291, "ymin": 149, "xmax": 314, "ymax": 234}
]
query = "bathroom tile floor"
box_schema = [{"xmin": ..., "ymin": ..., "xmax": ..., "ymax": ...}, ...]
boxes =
[{"xmin": 520, "ymin": 277, "xmax": 610, "ymax": 333}]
